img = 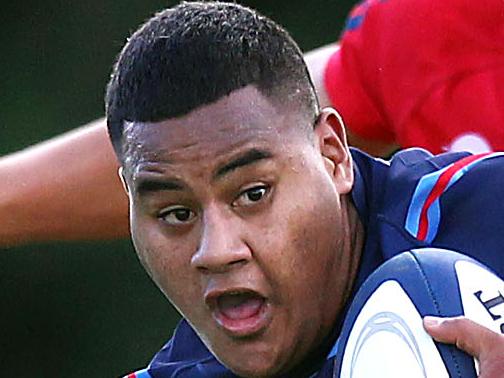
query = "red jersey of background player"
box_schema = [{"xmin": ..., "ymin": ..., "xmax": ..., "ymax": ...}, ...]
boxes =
[{"xmin": 325, "ymin": 0, "xmax": 504, "ymax": 154}]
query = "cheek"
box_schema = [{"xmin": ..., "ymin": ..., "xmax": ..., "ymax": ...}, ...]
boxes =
[
  {"xmin": 130, "ymin": 217, "xmax": 196, "ymax": 303},
  {"xmin": 289, "ymin": 204, "xmax": 342, "ymax": 281},
  {"xmin": 267, "ymin": 178, "xmax": 344, "ymax": 298}
]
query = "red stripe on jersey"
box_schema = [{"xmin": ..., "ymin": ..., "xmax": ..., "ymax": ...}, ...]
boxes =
[{"xmin": 417, "ymin": 153, "xmax": 487, "ymax": 240}]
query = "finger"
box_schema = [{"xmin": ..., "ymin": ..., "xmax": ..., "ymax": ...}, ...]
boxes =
[{"xmin": 423, "ymin": 316, "xmax": 498, "ymax": 358}]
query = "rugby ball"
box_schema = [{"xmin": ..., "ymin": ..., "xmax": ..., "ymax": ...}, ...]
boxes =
[{"xmin": 332, "ymin": 248, "xmax": 504, "ymax": 378}]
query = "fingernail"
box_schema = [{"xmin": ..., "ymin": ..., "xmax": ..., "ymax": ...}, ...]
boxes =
[{"xmin": 423, "ymin": 316, "xmax": 442, "ymax": 327}]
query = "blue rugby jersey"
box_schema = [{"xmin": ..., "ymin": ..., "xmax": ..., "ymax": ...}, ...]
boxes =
[{"xmin": 126, "ymin": 148, "xmax": 504, "ymax": 378}]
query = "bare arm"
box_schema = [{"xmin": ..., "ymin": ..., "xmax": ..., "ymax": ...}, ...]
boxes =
[
  {"xmin": 0, "ymin": 118, "xmax": 129, "ymax": 246},
  {"xmin": 0, "ymin": 44, "xmax": 397, "ymax": 247},
  {"xmin": 304, "ymin": 43, "xmax": 339, "ymax": 109},
  {"xmin": 305, "ymin": 43, "xmax": 399, "ymax": 157}
]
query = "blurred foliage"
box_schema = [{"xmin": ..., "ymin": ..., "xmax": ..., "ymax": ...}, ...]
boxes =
[{"xmin": 0, "ymin": 0, "xmax": 355, "ymax": 376}]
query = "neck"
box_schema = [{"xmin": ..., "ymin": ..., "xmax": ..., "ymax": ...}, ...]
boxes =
[
  {"xmin": 341, "ymin": 194, "xmax": 365, "ymax": 307},
  {"xmin": 277, "ymin": 195, "xmax": 365, "ymax": 378}
]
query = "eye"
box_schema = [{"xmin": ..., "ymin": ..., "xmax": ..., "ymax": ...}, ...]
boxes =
[
  {"xmin": 158, "ymin": 206, "xmax": 196, "ymax": 225},
  {"xmin": 233, "ymin": 185, "xmax": 270, "ymax": 207}
]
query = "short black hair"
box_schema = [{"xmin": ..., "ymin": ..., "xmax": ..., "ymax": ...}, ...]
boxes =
[{"xmin": 106, "ymin": 1, "xmax": 318, "ymax": 157}]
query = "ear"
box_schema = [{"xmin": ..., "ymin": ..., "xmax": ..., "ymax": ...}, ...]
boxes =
[
  {"xmin": 118, "ymin": 166, "xmax": 130, "ymax": 195},
  {"xmin": 314, "ymin": 108, "xmax": 353, "ymax": 194}
]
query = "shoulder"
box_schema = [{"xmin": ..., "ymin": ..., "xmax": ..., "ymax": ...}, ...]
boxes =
[
  {"xmin": 125, "ymin": 320, "xmax": 234, "ymax": 377},
  {"xmin": 149, "ymin": 319, "xmax": 210, "ymax": 366},
  {"xmin": 351, "ymin": 148, "xmax": 468, "ymax": 247},
  {"xmin": 398, "ymin": 151, "xmax": 504, "ymax": 243},
  {"xmin": 350, "ymin": 148, "xmax": 464, "ymax": 216},
  {"xmin": 362, "ymin": 149, "xmax": 504, "ymax": 275}
]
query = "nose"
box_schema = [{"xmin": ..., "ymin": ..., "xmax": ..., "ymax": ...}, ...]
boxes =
[{"xmin": 191, "ymin": 206, "xmax": 251, "ymax": 273}]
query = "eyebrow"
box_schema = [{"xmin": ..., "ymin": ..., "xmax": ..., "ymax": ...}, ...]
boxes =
[
  {"xmin": 214, "ymin": 148, "xmax": 273, "ymax": 180},
  {"xmin": 134, "ymin": 177, "xmax": 184, "ymax": 196},
  {"xmin": 133, "ymin": 148, "xmax": 273, "ymax": 195}
]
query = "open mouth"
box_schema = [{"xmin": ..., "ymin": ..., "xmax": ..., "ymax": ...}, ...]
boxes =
[{"xmin": 210, "ymin": 290, "xmax": 270, "ymax": 337}]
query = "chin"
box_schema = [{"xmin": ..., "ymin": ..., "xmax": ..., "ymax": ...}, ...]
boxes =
[
  {"xmin": 226, "ymin": 363, "xmax": 281, "ymax": 378},
  {"xmin": 216, "ymin": 346, "xmax": 288, "ymax": 378}
]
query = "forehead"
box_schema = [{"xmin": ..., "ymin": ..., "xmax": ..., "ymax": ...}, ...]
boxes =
[{"xmin": 122, "ymin": 86, "xmax": 312, "ymax": 171}]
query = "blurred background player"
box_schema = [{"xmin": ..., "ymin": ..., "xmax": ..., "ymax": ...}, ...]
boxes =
[{"xmin": 312, "ymin": 0, "xmax": 504, "ymax": 156}]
